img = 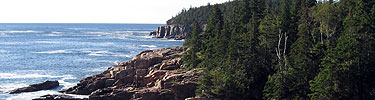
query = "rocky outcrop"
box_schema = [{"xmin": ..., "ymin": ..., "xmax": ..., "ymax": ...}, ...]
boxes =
[
  {"xmin": 8, "ymin": 81, "xmax": 59, "ymax": 94},
  {"xmin": 33, "ymin": 94, "xmax": 87, "ymax": 100},
  {"xmin": 149, "ymin": 25, "xmax": 192, "ymax": 40},
  {"xmin": 64, "ymin": 46, "xmax": 203, "ymax": 100}
]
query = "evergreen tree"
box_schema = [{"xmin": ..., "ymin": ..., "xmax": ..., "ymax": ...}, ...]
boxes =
[
  {"xmin": 309, "ymin": 1, "xmax": 375, "ymax": 99},
  {"xmin": 287, "ymin": 1, "xmax": 317, "ymax": 98},
  {"xmin": 263, "ymin": 0, "xmax": 293, "ymax": 99},
  {"xmin": 199, "ymin": 4, "xmax": 224, "ymax": 70},
  {"xmin": 182, "ymin": 21, "xmax": 202, "ymax": 69},
  {"xmin": 196, "ymin": 4, "xmax": 227, "ymax": 98},
  {"xmin": 179, "ymin": 0, "xmax": 375, "ymax": 99}
]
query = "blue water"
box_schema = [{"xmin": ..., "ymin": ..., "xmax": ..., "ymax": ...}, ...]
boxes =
[{"xmin": 0, "ymin": 23, "xmax": 183, "ymax": 99}]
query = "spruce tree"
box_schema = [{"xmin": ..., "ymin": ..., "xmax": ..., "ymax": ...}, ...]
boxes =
[
  {"xmin": 263, "ymin": 0, "xmax": 293, "ymax": 99},
  {"xmin": 287, "ymin": 1, "xmax": 317, "ymax": 99},
  {"xmin": 309, "ymin": 1, "xmax": 375, "ymax": 99},
  {"xmin": 196, "ymin": 4, "xmax": 227, "ymax": 98},
  {"xmin": 182, "ymin": 21, "xmax": 202, "ymax": 69}
]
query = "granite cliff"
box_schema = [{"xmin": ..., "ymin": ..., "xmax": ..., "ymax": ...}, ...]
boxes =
[
  {"xmin": 63, "ymin": 46, "xmax": 203, "ymax": 100},
  {"xmin": 149, "ymin": 25, "xmax": 192, "ymax": 40}
]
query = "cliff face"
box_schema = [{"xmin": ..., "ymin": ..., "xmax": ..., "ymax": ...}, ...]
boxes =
[
  {"xmin": 64, "ymin": 46, "xmax": 202, "ymax": 100},
  {"xmin": 149, "ymin": 25, "xmax": 192, "ymax": 40}
]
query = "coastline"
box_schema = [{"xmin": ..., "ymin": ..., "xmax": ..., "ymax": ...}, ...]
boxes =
[
  {"xmin": 58, "ymin": 46, "xmax": 201, "ymax": 100},
  {"xmin": 0, "ymin": 23, "xmax": 185, "ymax": 100}
]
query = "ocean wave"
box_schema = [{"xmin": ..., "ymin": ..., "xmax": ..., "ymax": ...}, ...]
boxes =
[
  {"xmin": 51, "ymin": 31, "xmax": 63, "ymax": 34},
  {"xmin": 67, "ymin": 28, "xmax": 95, "ymax": 30},
  {"xmin": 5, "ymin": 90, "xmax": 88, "ymax": 100},
  {"xmin": 34, "ymin": 50, "xmax": 71, "ymax": 54},
  {"xmin": 137, "ymin": 35, "xmax": 153, "ymax": 39},
  {"xmin": 129, "ymin": 45, "xmax": 157, "ymax": 48},
  {"xmin": 0, "ymin": 42, "xmax": 27, "ymax": 45},
  {"xmin": 58, "ymin": 75, "xmax": 77, "ymax": 90},
  {"xmin": 0, "ymin": 30, "xmax": 42, "ymax": 34},
  {"xmin": 0, "ymin": 73, "xmax": 65, "ymax": 79},
  {"xmin": 113, "ymin": 31, "xmax": 150, "ymax": 34},
  {"xmin": 0, "ymin": 74, "xmax": 76, "ymax": 92},
  {"xmin": 85, "ymin": 51, "xmax": 109, "ymax": 56},
  {"xmin": 112, "ymin": 54, "xmax": 132, "ymax": 58},
  {"xmin": 46, "ymin": 34, "xmax": 60, "ymax": 36},
  {"xmin": 33, "ymin": 41, "xmax": 60, "ymax": 44},
  {"xmin": 0, "ymin": 83, "xmax": 27, "ymax": 93},
  {"xmin": 0, "ymin": 41, "xmax": 62, "ymax": 45},
  {"xmin": 0, "ymin": 50, "xmax": 7, "ymax": 53},
  {"xmin": 84, "ymin": 32, "xmax": 110, "ymax": 35},
  {"xmin": 5, "ymin": 90, "xmax": 59, "ymax": 100},
  {"xmin": 83, "ymin": 50, "xmax": 131, "ymax": 58}
]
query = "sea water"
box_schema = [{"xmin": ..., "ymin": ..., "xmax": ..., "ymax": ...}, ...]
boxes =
[{"xmin": 0, "ymin": 23, "xmax": 183, "ymax": 99}]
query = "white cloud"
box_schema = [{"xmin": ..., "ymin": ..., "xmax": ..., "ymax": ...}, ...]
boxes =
[{"xmin": 0, "ymin": 0, "xmax": 229, "ymax": 23}]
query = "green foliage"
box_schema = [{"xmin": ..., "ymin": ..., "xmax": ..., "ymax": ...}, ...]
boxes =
[
  {"xmin": 178, "ymin": 0, "xmax": 375, "ymax": 99},
  {"xmin": 313, "ymin": 1, "xmax": 342, "ymax": 49},
  {"xmin": 309, "ymin": 0, "xmax": 375, "ymax": 99},
  {"xmin": 182, "ymin": 21, "xmax": 202, "ymax": 69},
  {"xmin": 167, "ymin": 1, "xmax": 236, "ymax": 26}
]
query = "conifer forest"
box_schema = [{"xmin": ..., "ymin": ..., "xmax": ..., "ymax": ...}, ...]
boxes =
[{"xmin": 180, "ymin": 0, "xmax": 375, "ymax": 99}]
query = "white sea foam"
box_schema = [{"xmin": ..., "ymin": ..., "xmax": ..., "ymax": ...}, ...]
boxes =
[
  {"xmin": 34, "ymin": 50, "xmax": 71, "ymax": 54},
  {"xmin": 33, "ymin": 41, "xmax": 59, "ymax": 44},
  {"xmin": 137, "ymin": 35, "xmax": 153, "ymax": 39},
  {"xmin": 0, "ymin": 74, "xmax": 76, "ymax": 96},
  {"xmin": 112, "ymin": 54, "xmax": 132, "ymax": 58},
  {"xmin": 0, "ymin": 73, "xmax": 64, "ymax": 79},
  {"xmin": 129, "ymin": 45, "xmax": 157, "ymax": 48},
  {"xmin": 46, "ymin": 34, "xmax": 60, "ymax": 36},
  {"xmin": 58, "ymin": 75, "xmax": 77, "ymax": 90},
  {"xmin": 0, "ymin": 30, "xmax": 42, "ymax": 34},
  {"xmin": 5, "ymin": 90, "xmax": 88, "ymax": 100},
  {"xmin": 114, "ymin": 31, "xmax": 150, "ymax": 34},
  {"xmin": 67, "ymin": 28, "xmax": 93, "ymax": 30},
  {"xmin": 0, "ymin": 50, "xmax": 7, "ymax": 53},
  {"xmin": 113, "ymin": 61, "xmax": 120, "ymax": 65},
  {"xmin": 85, "ymin": 32, "xmax": 110, "ymax": 35},
  {"xmin": 0, "ymin": 42, "xmax": 27, "ymax": 45},
  {"xmin": 0, "ymin": 83, "xmax": 28, "ymax": 93},
  {"xmin": 83, "ymin": 50, "xmax": 131, "ymax": 58},
  {"xmin": 138, "ymin": 45, "xmax": 157, "ymax": 48},
  {"xmin": 51, "ymin": 31, "xmax": 63, "ymax": 34},
  {"xmin": 6, "ymin": 90, "xmax": 58, "ymax": 100},
  {"xmin": 85, "ymin": 51, "xmax": 109, "ymax": 56}
]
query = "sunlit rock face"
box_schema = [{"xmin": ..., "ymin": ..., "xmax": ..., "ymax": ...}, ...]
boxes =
[
  {"xmin": 149, "ymin": 25, "xmax": 192, "ymax": 40},
  {"xmin": 64, "ymin": 46, "xmax": 203, "ymax": 100}
]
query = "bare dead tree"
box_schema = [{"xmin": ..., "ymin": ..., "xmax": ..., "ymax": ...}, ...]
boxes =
[
  {"xmin": 275, "ymin": 29, "xmax": 288, "ymax": 81},
  {"xmin": 275, "ymin": 29, "xmax": 288, "ymax": 73}
]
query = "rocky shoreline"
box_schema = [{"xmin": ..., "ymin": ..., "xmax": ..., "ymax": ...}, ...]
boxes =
[
  {"xmin": 8, "ymin": 81, "xmax": 59, "ymax": 94},
  {"xmin": 61, "ymin": 46, "xmax": 203, "ymax": 100},
  {"xmin": 149, "ymin": 25, "xmax": 192, "ymax": 40}
]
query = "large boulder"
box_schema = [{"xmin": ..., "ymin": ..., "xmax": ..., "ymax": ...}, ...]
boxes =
[
  {"xmin": 8, "ymin": 81, "xmax": 59, "ymax": 94},
  {"xmin": 63, "ymin": 46, "xmax": 203, "ymax": 100}
]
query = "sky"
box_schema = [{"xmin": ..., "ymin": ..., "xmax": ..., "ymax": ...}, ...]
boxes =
[{"xmin": 0, "ymin": 0, "xmax": 229, "ymax": 24}]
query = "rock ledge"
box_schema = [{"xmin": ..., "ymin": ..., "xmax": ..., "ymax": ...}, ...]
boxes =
[
  {"xmin": 64, "ymin": 46, "xmax": 202, "ymax": 100},
  {"xmin": 8, "ymin": 80, "xmax": 59, "ymax": 94}
]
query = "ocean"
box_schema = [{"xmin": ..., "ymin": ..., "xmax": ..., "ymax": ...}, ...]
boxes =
[{"xmin": 0, "ymin": 23, "xmax": 183, "ymax": 99}]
